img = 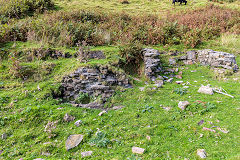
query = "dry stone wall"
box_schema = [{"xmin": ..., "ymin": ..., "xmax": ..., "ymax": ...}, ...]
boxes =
[
  {"xmin": 61, "ymin": 65, "xmax": 131, "ymax": 108},
  {"xmin": 143, "ymin": 48, "xmax": 163, "ymax": 81},
  {"xmin": 178, "ymin": 49, "xmax": 238, "ymax": 71}
]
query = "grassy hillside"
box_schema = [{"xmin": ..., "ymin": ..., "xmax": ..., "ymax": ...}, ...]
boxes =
[{"xmin": 0, "ymin": 0, "xmax": 240, "ymax": 159}]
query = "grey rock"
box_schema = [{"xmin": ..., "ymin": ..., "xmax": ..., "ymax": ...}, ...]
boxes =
[
  {"xmin": 154, "ymin": 80, "xmax": 164, "ymax": 88},
  {"xmin": 197, "ymin": 149, "xmax": 207, "ymax": 159},
  {"xmin": 63, "ymin": 113, "xmax": 75, "ymax": 122},
  {"xmin": 139, "ymin": 87, "xmax": 145, "ymax": 91},
  {"xmin": 98, "ymin": 110, "xmax": 107, "ymax": 116},
  {"xmin": 178, "ymin": 101, "xmax": 190, "ymax": 110},
  {"xmin": 198, "ymin": 85, "xmax": 214, "ymax": 95},
  {"xmin": 167, "ymin": 78, "xmax": 174, "ymax": 83},
  {"xmin": 65, "ymin": 134, "xmax": 84, "ymax": 151},
  {"xmin": 74, "ymin": 120, "xmax": 82, "ymax": 127},
  {"xmin": 132, "ymin": 147, "xmax": 145, "ymax": 154},
  {"xmin": 187, "ymin": 51, "xmax": 197, "ymax": 60},
  {"xmin": 1, "ymin": 133, "xmax": 7, "ymax": 139},
  {"xmin": 176, "ymin": 81, "xmax": 183, "ymax": 84},
  {"xmin": 81, "ymin": 151, "xmax": 93, "ymax": 157},
  {"xmin": 112, "ymin": 105, "xmax": 125, "ymax": 110},
  {"xmin": 169, "ymin": 58, "xmax": 176, "ymax": 65}
]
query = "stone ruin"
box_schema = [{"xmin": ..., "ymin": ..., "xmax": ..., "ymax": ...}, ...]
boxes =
[
  {"xmin": 60, "ymin": 65, "xmax": 131, "ymax": 108},
  {"xmin": 143, "ymin": 48, "xmax": 163, "ymax": 81},
  {"xmin": 178, "ymin": 49, "xmax": 238, "ymax": 72},
  {"xmin": 15, "ymin": 48, "xmax": 106, "ymax": 62},
  {"xmin": 58, "ymin": 48, "xmax": 238, "ymax": 108}
]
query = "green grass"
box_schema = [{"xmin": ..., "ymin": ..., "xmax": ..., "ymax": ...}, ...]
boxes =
[
  {"xmin": 54, "ymin": 0, "xmax": 240, "ymax": 16},
  {"xmin": 0, "ymin": 0, "xmax": 240, "ymax": 159},
  {"xmin": 0, "ymin": 40, "xmax": 240, "ymax": 159}
]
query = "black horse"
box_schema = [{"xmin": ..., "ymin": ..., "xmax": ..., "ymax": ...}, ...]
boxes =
[{"xmin": 172, "ymin": 0, "xmax": 187, "ymax": 5}]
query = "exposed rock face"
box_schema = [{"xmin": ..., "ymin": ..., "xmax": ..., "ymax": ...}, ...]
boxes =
[
  {"xmin": 143, "ymin": 48, "xmax": 163, "ymax": 81},
  {"xmin": 179, "ymin": 49, "xmax": 238, "ymax": 72},
  {"xmin": 61, "ymin": 65, "xmax": 131, "ymax": 107}
]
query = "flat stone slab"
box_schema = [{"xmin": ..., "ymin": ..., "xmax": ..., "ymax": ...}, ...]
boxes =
[{"xmin": 65, "ymin": 134, "xmax": 84, "ymax": 151}]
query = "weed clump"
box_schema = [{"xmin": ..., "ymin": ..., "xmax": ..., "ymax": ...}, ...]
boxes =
[
  {"xmin": 89, "ymin": 131, "xmax": 111, "ymax": 148},
  {"xmin": 0, "ymin": 0, "xmax": 54, "ymax": 22}
]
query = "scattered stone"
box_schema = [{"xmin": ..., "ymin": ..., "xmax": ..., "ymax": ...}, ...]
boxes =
[
  {"xmin": 132, "ymin": 147, "xmax": 145, "ymax": 154},
  {"xmin": 139, "ymin": 87, "xmax": 145, "ymax": 91},
  {"xmin": 74, "ymin": 120, "xmax": 82, "ymax": 127},
  {"xmin": 198, "ymin": 120, "xmax": 204, "ymax": 126},
  {"xmin": 1, "ymin": 133, "xmax": 7, "ymax": 139},
  {"xmin": 154, "ymin": 80, "xmax": 164, "ymax": 88},
  {"xmin": 183, "ymin": 86, "xmax": 189, "ymax": 89},
  {"xmin": 146, "ymin": 135, "xmax": 151, "ymax": 140},
  {"xmin": 43, "ymin": 142, "xmax": 52, "ymax": 145},
  {"xmin": 198, "ymin": 85, "xmax": 214, "ymax": 95},
  {"xmin": 57, "ymin": 107, "xmax": 63, "ymax": 110},
  {"xmin": 65, "ymin": 134, "xmax": 84, "ymax": 151},
  {"xmin": 169, "ymin": 58, "xmax": 176, "ymax": 65},
  {"xmin": 98, "ymin": 110, "xmax": 107, "ymax": 116},
  {"xmin": 166, "ymin": 78, "xmax": 173, "ymax": 83},
  {"xmin": 197, "ymin": 149, "xmax": 207, "ymax": 159},
  {"xmin": 42, "ymin": 152, "xmax": 51, "ymax": 156},
  {"xmin": 191, "ymin": 70, "xmax": 197, "ymax": 72},
  {"xmin": 63, "ymin": 113, "xmax": 75, "ymax": 122},
  {"xmin": 175, "ymin": 75, "xmax": 182, "ymax": 79},
  {"xmin": 199, "ymin": 134, "xmax": 204, "ymax": 138},
  {"xmin": 202, "ymin": 127, "xmax": 216, "ymax": 133},
  {"xmin": 216, "ymin": 127, "xmax": 229, "ymax": 134},
  {"xmin": 163, "ymin": 107, "xmax": 171, "ymax": 111},
  {"xmin": 81, "ymin": 151, "xmax": 93, "ymax": 157},
  {"xmin": 178, "ymin": 101, "xmax": 190, "ymax": 110},
  {"xmin": 44, "ymin": 121, "xmax": 58, "ymax": 138},
  {"xmin": 78, "ymin": 102, "xmax": 104, "ymax": 109},
  {"xmin": 112, "ymin": 105, "xmax": 125, "ymax": 110},
  {"xmin": 176, "ymin": 81, "xmax": 183, "ymax": 84}
]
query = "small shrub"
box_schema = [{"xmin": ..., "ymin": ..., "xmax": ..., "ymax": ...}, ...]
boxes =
[
  {"xmin": 75, "ymin": 92, "xmax": 91, "ymax": 104},
  {"xmin": 142, "ymin": 105, "xmax": 154, "ymax": 113},
  {"xmin": 89, "ymin": 131, "xmax": 111, "ymax": 148},
  {"xmin": 0, "ymin": 0, "xmax": 54, "ymax": 21},
  {"xmin": 174, "ymin": 88, "xmax": 188, "ymax": 96},
  {"xmin": 118, "ymin": 41, "xmax": 143, "ymax": 66}
]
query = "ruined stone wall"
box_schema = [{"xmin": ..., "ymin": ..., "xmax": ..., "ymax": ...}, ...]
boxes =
[
  {"xmin": 61, "ymin": 65, "xmax": 131, "ymax": 107},
  {"xmin": 143, "ymin": 48, "xmax": 163, "ymax": 81},
  {"xmin": 179, "ymin": 49, "xmax": 238, "ymax": 72}
]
